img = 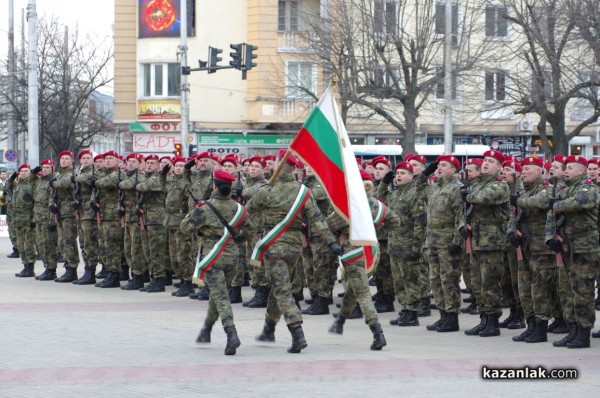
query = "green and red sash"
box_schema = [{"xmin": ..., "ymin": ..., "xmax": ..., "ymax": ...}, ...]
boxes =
[
  {"xmin": 250, "ymin": 184, "xmax": 311, "ymax": 266},
  {"xmin": 373, "ymin": 199, "xmax": 386, "ymax": 229},
  {"xmin": 193, "ymin": 203, "xmax": 246, "ymax": 285},
  {"xmin": 339, "ymin": 245, "xmax": 378, "ymax": 273}
]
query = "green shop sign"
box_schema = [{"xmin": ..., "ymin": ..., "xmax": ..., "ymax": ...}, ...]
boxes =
[{"xmin": 197, "ymin": 134, "xmax": 295, "ymax": 146}]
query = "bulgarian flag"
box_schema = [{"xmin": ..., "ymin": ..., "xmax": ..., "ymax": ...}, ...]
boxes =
[{"xmin": 288, "ymin": 87, "xmax": 378, "ymax": 247}]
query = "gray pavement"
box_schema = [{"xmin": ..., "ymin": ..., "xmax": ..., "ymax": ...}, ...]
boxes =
[{"xmin": 0, "ymin": 236, "xmax": 598, "ymax": 397}]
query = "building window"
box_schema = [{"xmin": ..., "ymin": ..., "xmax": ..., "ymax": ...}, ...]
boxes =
[
  {"xmin": 279, "ymin": 0, "xmax": 300, "ymax": 32},
  {"xmin": 485, "ymin": 6, "xmax": 508, "ymax": 38},
  {"xmin": 142, "ymin": 63, "xmax": 181, "ymax": 98},
  {"xmin": 484, "ymin": 70, "xmax": 507, "ymax": 101},
  {"xmin": 373, "ymin": 66, "xmax": 401, "ymax": 88},
  {"xmin": 435, "ymin": 68, "xmax": 458, "ymax": 100},
  {"xmin": 435, "ymin": 2, "xmax": 459, "ymax": 45},
  {"xmin": 286, "ymin": 61, "xmax": 316, "ymax": 99},
  {"xmin": 374, "ymin": 0, "xmax": 398, "ymax": 35}
]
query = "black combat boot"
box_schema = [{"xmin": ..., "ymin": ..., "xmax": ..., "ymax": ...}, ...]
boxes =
[
  {"xmin": 479, "ymin": 314, "xmax": 500, "ymax": 337},
  {"xmin": 369, "ymin": 323, "xmax": 387, "ymax": 350},
  {"xmin": 54, "ymin": 266, "xmax": 78, "ymax": 283},
  {"xmin": 460, "ymin": 300, "xmax": 477, "ymax": 314},
  {"xmin": 99, "ymin": 271, "xmax": 121, "ymax": 288},
  {"xmin": 567, "ymin": 326, "xmax": 591, "ymax": 349},
  {"xmin": 525, "ymin": 319, "xmax": 548, "ymax": 343},
  {"xmin": 74, "ymin": 266, "xmax": 96, "ymax": 285},
  {"xmin": 172, "ymin": 280, "xmax": 195, "ymax": 297},
  {"xmin": 499, "ymin": 306, "xmax": 516, "ymax": 328},
  {"xmin": 329, "ymin": 314, "xmax": 345, "ymax": 334},
  {"xmin": 247, "ymin": 286, "xmax": 269, "ymax": 308},
  {"xmin": 229, "ymin": 286, "xmax": 242, "ymax": 303},
  {"xmin": 591, "ymin": 329, "xmax": 600, "ymax": 338},
  {"xmin": 437, "ymin": 311, "xmax": 459, "ymax": 332},
  {"xmin": 119, "ymin": 264, "xmax": 130, "ymax": 281},
  {"xmin": 334, "ymin": 304, "xmax": 363, "ymax": 319},
  {"xmin": 256, "ymin": 319, "xmax": 276, "ymax": 342},
  {"xmin": 164, "ymin": 271, "xmax": 173, "ymax": 286},
  {"xmin": 552, "ymin": 323, "xmax": 578, "ymax": 347},
  {"xmin": 304, "ymin": 293, "xmax": 317, "ymax": 305},
  {"xmin": 550, "ymin": 317, "xmax": 569, "ymax": 334},
  {"xmin": 196, "ymin": 286, "xmax": 210, "ymax": 300},
  {"xmin": 507, "ymin": 308, "xmax": 525, "ymax": 329},
  {"xmin": 224, "ymin": 325, "xmax": 241, "ymax": 355},
  {"xmin": 15, "ymin": 264, "xmax": 35, "ymax": 278},
  {"xmin": 144, "ymin": 278, "xmax": 166, "ymax": 293},
  {"xmin": 464, "ymin": 313, "xmax": 487, "ymax": 336},
  {"xmin": 307, "ymin": 296, "xmax": 330, "ymax": 315},
  {"xmin": 426, "ymin": 310, "xmax": 447, "ymax": 331},
  {"xmin": 37, "ymin": 267, "xmax": 57, "ymax": 281},
  {"xmin": 7, "ymin": 248, "xmax": 20, "ymax": 258},
  {"xmin": 374, "ymin": 294, "xmax": 395, "ymax": 313},
  {"xmin": 462, "ymin": 294, "xmax": 474, "ymax": 303},
  {"xmin": 512, "ymin": 316, "xmax": 536, "ymax": 342},
  {"xmin": 95, "ymin": 265, "xmax": 108, "ymax": 279},
  {"xmin": 301, "ymin": 299, "xmax": 317, "ymax": 315},
  {"xmin": 390, "ymin": 312, "xmax": 406, "ymax": 326},
  {"xmin": 397, "ymin": 311, "xmax": 419, "ymax": 327},
  {"xmin": 287, "ymin": 323, "xmax": 307, "ymax": 353},
  {"xmin": 416, "ymin": 297, "xmax": 431, "ymax": 317},
  {"xmin": 196, "ymin": 321, "xmax": 213, "ymax": 343},
  {"xmin": 121, "ymin": 273, "xmax": 144, "ymax": 290}
]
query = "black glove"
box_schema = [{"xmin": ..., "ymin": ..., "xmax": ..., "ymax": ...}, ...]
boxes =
[
  {"xmin": 31, "ymin": 166, "xmax": 42, "ymax": 175},
  {"xmin": 90, "ymin": 178, "xmax": 96, "ymax": 189},
  {"xmin": 90, "ymin": 201, "xmax": 100, "ymax": 212},
  {"xmin": 233, "ymin": 233, "xmax": 245, "ymax": 244},
  {"xmin": 70, "ymin": 174, "xmax": 76, "ymax": 184},
  {"xmin": 48, "ymin": 204, "xmax": 59, "ymax": 214},
  {"xmin": 10, "ymin": 172, "xmax": 18, "ymax": 181},
  {"xmin": 382, "ymin": 170, "xmax": 395, "ymax": 184},
  {"xmin": 507, "ymin": 232, "xmax": 520, "ymax": 248},
  {"xmin": 548, "ymin": 197, "xmax": 560, "ymax": 211},
  {"xmin": 48, "ymin": 178, "xmax": 55, "ymax": 188},
  {"xmin": 184, "ymin": 159, "xmax": 196, "ymax": 170},
  {"xmin": 117, "ymin": 208, "xmax": 125, "ymax": 218},
  {"xmin": 160, "ymin": 164, "xmax": 171, "ymax": 176},
  {"xmin": 47, "ymin": 224, "xmax": 57, "ymax": 232},
  {"xmin": 404, "ymin": 251, "xmax": 421, "ymax": 262},
  {"xmin": 71, "ymin": 200, "xmax": 80, "ymax": 211},
  {"xmin": 546, "ymin": 239, "xmax": 563, "ymax": 254},
  {"xmin": 329, "ymin": 242, "xmax": 342, "ymax": 256},
  {"xmin": 423, "ymin": 162, "xmax": 438, "ymax": 177},
  {"xmin": 30, "ymin": 222, "xmax": 36, "ymax": 229},
  {"xmin": 23, "ymin": 192, "xmax": 32, "ymax": 202},
  {"xmin": 460, "ymin": 189, "xmax": 469, "ymax": 202},
  {"xmin": 459, "ymin": 226, "xmax": 469, "ymax": 239},
  {"xmin": 509, "ymin": 194, "xmax": 519, "ymax": 207},
  {"xmin": 447, "ymin": 242, "xmax": 462, "ymax": 255}
]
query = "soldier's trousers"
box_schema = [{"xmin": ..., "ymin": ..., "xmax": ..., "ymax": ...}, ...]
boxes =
[
  {"xmin": 168, "ymin": 227, "xmax": 193, "ymax": 282},
  {"xmin": 471, "ymin": 250, "xmax": 504, "ymax": 316},
  {"xmin": 301, "ymin": 245, "xmax": 316, "ymax": 295},
  {"xmin": 204, "ymin": 255, "xmax": 237, "ymax": 328},
  {"xmin": 231, "ymin": 242, "xmax": 248, "ymax": 288},
  {"xmin": 36, "ymin": 223, "xmax": 57, "ymax": 269},
  {"xmin": 560, "ymin": 252, "xmax": 599, "ymax": 329},
  {"xmin": 7, "ymin": 213, "xmax": 17, "ymax": 250},
  {"xmin": 124, "ymin": 221, "xmax": 145, "ymax": 275},
  {"xmin": 100, "ymin": 220, "xmax": 124, "ymax": 273},
  {"xmin": 418, "ymin": 256, "xmax": 431, "ymax": 300},
  {"xmin": 427, "ymin": 245, "xmax": 462, "ymax": 313},
  {"xmin": 142, "ymin": 224, "xmax": 167, "ymax": 278},
  {"xmin": 15, "ymin": 222, "xmax": 36, "ymax": 265},
  {"xmin": 390, "ymin": 252, "xmax": 422, "ymax": 311},
  {"xmin": 79, "ymin": 220, "xmax": 99, "ymax": 269},
  {"xmin": 246, "ymin": 240, "xmax": 269, "ymax": 288},
  {"xmin": 263, "ymin": 243, "xmax": 303, "ymax": 326},
  {"xmin": 501, "ymin": 245, "xmax": 521, "ymax": 309},
  {"xmin": 57, "ymin": 216, "xmax": 80, "ymax": 268},
  {"xmin": 374, "ymin": 242, "xmax": 394, "ymax": 296},
  {"xmin": 312, "ymin": 245, "xmax": 337, "ymax": 298},
  {"xmin": 461, "ymin": 246, "xmax": 472, "ymax": 293},
  {"xmin": 528, "ymin": 253, "xmax": 557, "ymax": 321},
  {"xmin": 339, "ymin": 257, "xmax": 379, "ymax": 326}
]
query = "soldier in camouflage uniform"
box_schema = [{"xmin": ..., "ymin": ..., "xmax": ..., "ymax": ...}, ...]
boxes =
[
  {"xmin": 378, "ymin": 161, "xmax": 426, "ymax": 327},
  {"xmin": 163, "ymin": 156, "xmax": 194, "ymax": 297},
  {"xmin": 2, "ymin": 168, "xmax": 20, "ymax": 259},
  {"xmin": 508, "ymin": 156, "xmax": 556, "ymax": 343},
  {"xmin": 415, "ymin": 155, "xmax": 464, "ymax": 332},
  {"xmin": 49, "ymin": 151, "xmax": 81, "ymax": 282},
  {"xmin": 181, "ymin": 170, "xmax": 254, "ymax": 355},
  {"xmin": 545, "ymin": 155, "xmax": 600, "ymax": 348},
  {"xmin": 8, "ymin": 164, "xmax": 36, "ymax": 277},
  {"xmin": 461, "ymin": 150, "xmax": 510, "ymax": 338},
  {"xmin": 246, "ymin": 150, "xmax": 337, "ymax": 354},
  {"xmin": 137, "ymin": 154, "xmax": 168, "ymax": 293},
  {"xmin": 589, "ymin": 158, "xmax": 600, "ymax": 313},
  {"xmin": 328, "ymin": 168, "xmax": 399, "ymax": 350}
]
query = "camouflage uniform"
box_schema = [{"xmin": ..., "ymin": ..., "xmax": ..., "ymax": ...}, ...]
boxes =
[
  {"xmin": 137, "ymin": 171, "xmax": 167, "ymax": 279},
  {"xmin": 32, "ymin": 173, "xmax": 58, "ymax": 272},
  {"xmin": 163, "ymin": 172, "xmax": 192, "ymax": 283},
  {"xmin": 241, "ymin": 175, "xmax": 269, "ymax": 290},
  {"xmin": 95, "ymin": 167, "xmax": 125, "ymax": 274},
  {"xmin": 372, "ymin": 179, "xmax": 394, "ymax": 310},
  {"xmin": 51, "ymin": 166, "xmax": 80, "ymax": 270},
  {"xmin": 75, "ymin": 165, "xmax": 99, "ymax": 273},
  {"xmin": 230, "ymin": 176, "xmax": 248, "ymax": 290},
  {"xmin": 119, "ymin": 170, "xmax": 146, "ymax": 276},
  {"xmin": 502, "ymin": 179, "xmax": 524, "ymax": 317},
  {"xmin": 7, "ymin": 175, "xmax": 36, "ymax": 266}
]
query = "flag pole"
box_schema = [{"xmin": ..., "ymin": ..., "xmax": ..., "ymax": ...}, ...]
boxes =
[{"xmin": 268, "ymin": 149, "xmax": 291, "ymax": 183}]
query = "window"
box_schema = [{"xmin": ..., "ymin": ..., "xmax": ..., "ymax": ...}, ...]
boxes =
[
  {"xmin": 484, "ymin": 70, "xmax": 507, "ymax": 101},
  {"xmin": 374, "ymin": 0, "xmax": 398, "ymax": 35},
  {"xmin": 435, "ymin": 68, "xmax": 458, "ymax": 100},
  {"xmin": 485, "ymin": 6, "xmax": 508, "ymax": 38},
  {"xmin": 142, "ymin": 63, "xmax": 181, "ymax": 98},
  {"xmin": 435, "ymin": 2, "xmax": 459, "ymax": 45},
  {"xmin": 279, "ymin": 0, "xmax": 300, "ymax": 32},
  {"xmin": 373, "ymin": 66, "xmax": 401, "ymax": 88},
  {"xmin": 286, "ymin": 61, "xmax": 316, "ymax": 99}
]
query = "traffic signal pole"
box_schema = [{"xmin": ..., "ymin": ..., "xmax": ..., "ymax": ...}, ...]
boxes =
[{"xmin": 179, "ymin": 0, "xmax": 190, "ymax": 157}]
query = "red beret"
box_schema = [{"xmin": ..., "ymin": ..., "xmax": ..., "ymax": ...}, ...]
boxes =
[
  {"xmin": 213, "ymin": 170, "xmax": 236, "ymax": 183},
  {"xmin": 278, "ymin": 149, "xmax": 299, "ymax": 166},
  {"xmin": 553, "ymin": 155, "xmax": 567, "ymax": 164},
  {"xmin": 18, "ymin": 163, "xmax": 31, "ymax": 171},
  {"xmin": 464, "ymin": 158, "xmax": 483, "ymax": 167},
  {"xmin": 405, "ymin": 153, "xmax": 427, "ymax": 165},
  {"xmin": 248, "ymin": 156, "xmax": 266, "ymax": 167},
  {"xmin": 210, "ymin": 153, "xmax": 220, "ymax": 162},
  {"xmin": 242, "ymin": 158, "xmax": 251, "ymax": 165},
  {"xmin": 137, "ymin": 154, "xmax": 145, "ymax": 163},
  {"xmin": 436, "ymin": 155, "xmax": 460, "ymax": 170},
  {"xmin": 588, "ymin": 158, "xmax": 600, "ymax": 166},
  {"xmin": 483, "ymin": 150, "xmax": 505, "ymax": 164},
  {"xmin": 41, "ymin": 159, "xmax": 55, "ymax": 167},
  {"xmin": 359, "ymin": 168, "xmax": 373, "ymax": 181},
  {"xmin": 125, "ymin": 153, "xmax": 138, "ymax": 161},
  {"xmin": 356, "ymin": 157, "xmax": 363, "ymax": 166},
  {"xmin": 78, "ymin": 149, "xmax": 92, "ymax": 159},
  {"xmin": 94, "ymin": 154, "xmax": 105, "ymax": 161},
  {"xmin": 544, "ymin": 161, "xmax": 552, "ymax": 171},
  {"xmin": 264, "ymin": 154, "xmax": 277, "ymax": 161},
  {"xmin": 145, "ymin": 154, "xmax": 159, "ymax": 162},
  {"xmin": 565, "ymin": 155, "xmax": 588, "ymax": 167},
  {"xmin": 504, "ymin": 155, "xmax": 520, "ymax": 165},
  {"xmin": 104, "ymin": 150, "xmax": 119, "ymax": 159},
  {"xmin": 58, "ymin": 150, "xmax": 73, "ymax": 159},
  {"xmin": 502, "ymin": 160, "xmax": 522, "ymax": 173},
  {"xmin": 521, "ymin": 156, "xmax": 543, "ymax": 168},
  {"xmin": 159, "ymin": 155, "xmax": 172, "ymax": 163},
  {"xmin": 196, "ymin": 151, "xmax": 211, "ymax": 160},
  {"xmin": 395, "ymin": 161, "xmax": 414, "ymax": 172},
  {"xmin": 371, "ymin": 156, "xmax": 390, "ymax": 168},
  {"xmin": 172, "ymin": 156, "xmax": 187, "ymax": 164},
  {"xmin": 220, "ymin": 154, "xmax": 239, "ymax": 166}
]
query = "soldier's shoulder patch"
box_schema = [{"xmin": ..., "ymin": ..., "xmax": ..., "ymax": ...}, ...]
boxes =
[
  {"xmin": 495, "ymin": 177, "xmax": 503, "ymax": 181},
  {"xmin": 585, "ymin": 178, "xmax": 593, "ymax": 185},
  {"xmin": 582, "ymin": 186, "xmax": 590, "ymax": 192},
  {"xmin": 543, "ymin": 180, "xmax": 550, "ymax": 186}
]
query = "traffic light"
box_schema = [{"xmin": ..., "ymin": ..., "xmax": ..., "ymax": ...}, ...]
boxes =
[
  {"xmin": 208, "ymin": 46, "xmax": 222, "ymax": 73},
  {"xmin": 174, "ymin": 143, "xmax": 182, "ymax": 157},
  {"xmin": 181, "ymin": 65, "xmax": 191, "ymax": 75},
  {"xmin": 229, "ymin": 43, "xmax": 243, "ymax": 70},
  {"xmin": 244, "ymin": 44, "xmax": 258, "ymax": 71}
]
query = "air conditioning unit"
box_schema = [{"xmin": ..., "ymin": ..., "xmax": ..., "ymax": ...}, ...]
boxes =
[{"xmin": 518, "ymin": 120, "xmax": 533, "ymax": 132}]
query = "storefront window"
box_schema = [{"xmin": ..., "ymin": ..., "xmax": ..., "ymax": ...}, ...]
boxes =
[
  {"xmin": 375, "ymin": 137, "xmax": 402, "ymax": 145},
  {"xmin": 350, "ymin": 137, "xmax": 366, "ymax": 145},
  {"xmin": 570, "ymin": 145, "xmax": 583, "ymax": 155}
]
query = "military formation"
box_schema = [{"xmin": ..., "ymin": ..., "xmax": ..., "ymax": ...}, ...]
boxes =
[{"xmin": 4, "ymin": 147, "xmax": 600, "ymax": 354}]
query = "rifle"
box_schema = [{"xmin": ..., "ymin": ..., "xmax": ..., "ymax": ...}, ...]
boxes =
[
  {"xmin": 50, "ymin": 183, "xmax": 60, "ymax": 224},
  {"xmin": 135, "ymin": 169, "xmax": 145, "ymax": 231},
  {"xmin": 511, "ymin": 168, "xmax": 523, "ymax": 261},
  {"xmin": 551, "ymin": 177, "xmax": 564, "ymax": 267},
  {"xmin": 90, "ymin": 166, "xmax": 102, "ymax": 225},
  {"xmin": 118, "ymin": 167, "xmax": 125, "ymax": 228},
  {"xmin": 234, "ymin": 171, "xmax": 244, "ymax": 204},
  {"xmin": 202, "ymin": 171, "xmax": 214, "ymax": 200}
]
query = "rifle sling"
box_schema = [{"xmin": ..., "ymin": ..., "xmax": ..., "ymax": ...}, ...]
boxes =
[{"xmin": 203, "ymin": 201, "xmax": 239, "ymax": 239}]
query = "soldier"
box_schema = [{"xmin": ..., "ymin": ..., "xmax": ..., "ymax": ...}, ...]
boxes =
[
  {"xmin": 137, "ymin": 154, "xmax": 169, "ymax": 292},
  {"xmin": 263, "ymin": 154, "xmax": 276, "ymax": 180},
  {"xmin": 246, "ymin": 150, "xmax": 338, "ymax": 354},
  {"xmin": 589, "ymin": 158, "xmax": 600, "ymax": 312},
  {"xmin": 8, "ymin": 164, "xmax": 36, "ymax": 277},
  {"xmin": 3, "ymin": 167, "xmax": 20, "ymax": 259},
  {"xmin": 92, "ymin": 153, "xmax": 109, "ymax": 279},
  {"xmin": 50, "ymin": 150, "xmax": 81, "ymax": 282},
  {"xmin": 415, "ymin": 155, "xmax": 464, "ymax": 332},
  {"xmin": 378, "ymin": 161, "xmax": 426, "ymax": 327},
  {"xmin": 328, "ymin": 168, "xmax": 398, "ymax": 349},
  {"xmin": 546, "ymin": 155, "xmax": 600, "ymax": 348},
  {"xmin": 181, "ymin": 170, "xmax": 254, "ymax": 355},
  {"xmin": 461, "ymin": 150, "xmax": 510, "ymax": 338},
  {"xmin": 31, "ymin": 160, "xmax": 59, "ymax": 280}
]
